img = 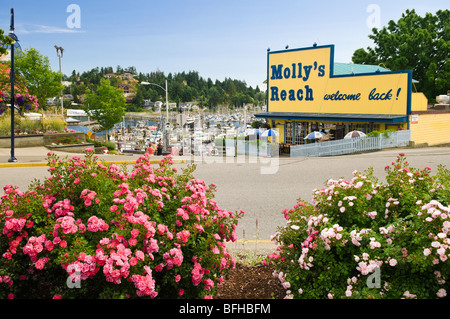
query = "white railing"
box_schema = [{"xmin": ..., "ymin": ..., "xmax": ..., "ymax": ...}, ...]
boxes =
[
  {"xmin": 215, "ymin": 137, "xmax": 279, "ymax": 157},
  {"xmin": 236, "ymin": 138, "xmax": 279, "ymax": 157},
  {"xmin": 290, "ymin": 130, "xmax": 411, "ymax": 157}
]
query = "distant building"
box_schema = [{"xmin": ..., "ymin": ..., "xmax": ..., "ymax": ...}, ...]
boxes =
[
  {"xmin": 142, "ymin": 100, "xmax": 162, "ymax": 111},
  {"xmin": 179, "ymin": 102, "xmax": 193, "ymax": 111},
  {"xmin": 47, "ymin": 97, "xmax": 58, "ymax": 106},
  {"xmin": 63, "ymin": 94, "xmax": 74, "ymax": 101},
  {"xmin": 105, "ymin": 73, "xmax": 118, "ymax": 79},
  {"xmin": 118, "ymin": 83, "xmax": 134, "ymax": 95},
  {"xmin": 121, "ymin": 72, "xmax": 134, "ymax": 80}
]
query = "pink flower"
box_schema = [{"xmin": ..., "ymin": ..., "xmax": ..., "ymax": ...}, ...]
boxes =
[
  {"xmin": 136, "ymin": 250, "xmax": 145, "ymax": 261},
  {"xmin": 129, "ymin": 257, "xmax": 138, "ymax": 266},
  {"xmin": 437, "ymin": 288, "xmax": 447, "ymax": 298},
  {"xmin": 389, "ymin": 259, "xmax": 398, "ymax": 266},
  {"xmin": 424, "ymin": 248, "xmax": 431, "ymax": 256},
  {"xmin": 100, "ymin": 238, "xmax": 110, "ymax": 245},
  {"xmin": 128, "ymin": 238, "xmax": 137, "ymax": 246},
  {"xmin": 367, "ymin": 211, "xmax": 377, "ymax": 219},
  {"xmin": 203, "ymin": 278, "xmax": 214, "ymax": 290},
  {"xmin": 35, "ymin": 257, "xmax": 49, "ymax": 270},
  {"xmin": 177, "ymin": 230, "xmax": 190, "ymax": 243},
  {"xmin": 431, "ymin": 241, "xmax": 440, "ymax": 248},
  {"xmin": 192, "ymin": 262, "xmax": 204, "ymax": 286},
  {"xmin": 131, "ymin": 229, "xmax": 140, "ymax": 238},
  {"xmin": 175, "ymin": 274, "xmax": 181, "ymax": 282}
]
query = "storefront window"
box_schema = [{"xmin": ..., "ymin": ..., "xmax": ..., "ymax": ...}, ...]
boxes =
[{"xmin": 285, "ymin": 121, "xmax": 383, "ymax": 144}]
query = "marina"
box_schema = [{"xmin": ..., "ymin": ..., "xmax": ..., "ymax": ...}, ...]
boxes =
[{"xmin": 67, "ymin": 109, "xmax": 269, "ymax": 156}]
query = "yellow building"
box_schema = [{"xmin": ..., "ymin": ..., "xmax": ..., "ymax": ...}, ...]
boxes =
[
  {"xmin": 409, "ymin": 92, "xmax": 450, "ymax": 146},
  {"xmin": 255, "ymin": 44, "xmax": 450, "ymax": 150},
  {"xmin": 256, "ymin": 44, "xmax": 415, "ymax": 147}
]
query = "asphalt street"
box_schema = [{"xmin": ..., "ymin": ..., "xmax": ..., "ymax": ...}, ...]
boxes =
[{"xmin": 1, "ymin": 146, "xmax": 449, "ymax": 252}]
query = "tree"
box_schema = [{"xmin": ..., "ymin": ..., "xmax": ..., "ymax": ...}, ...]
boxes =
[
  {"xmin": 0, "ymin": 28, "xmax": 13, "ymax": 56},
  {"xmin": 15, "ymin": 47, "xmax": 63, "ymax": 108},
  {"xmin": 83, "ymin": 78, "xmax": 126, "ymax": 139},
  {"xmin": 352, "ymin": 9, "xmax": 449, "ymax": 100}
]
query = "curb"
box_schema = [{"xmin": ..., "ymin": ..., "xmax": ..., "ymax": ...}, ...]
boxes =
[{"xmin": 0, "ymin": 159, "xmax": 187, "ymax": 168}]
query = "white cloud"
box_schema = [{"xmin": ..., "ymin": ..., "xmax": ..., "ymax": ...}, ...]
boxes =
[{"xmin": 17, "ymin": 23, "xmax": 85, "ymax": 34}]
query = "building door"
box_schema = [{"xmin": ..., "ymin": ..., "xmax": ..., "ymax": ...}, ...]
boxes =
[
  {"xmin": 285, "ymin": 121, "xmax": 293, "ymax": 144},
  {"xmin": 294, "ymin": 122, "xmax": 306, "ymax": 144}
]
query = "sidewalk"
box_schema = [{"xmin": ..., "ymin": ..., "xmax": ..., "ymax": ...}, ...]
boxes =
[{"xmin": 0, "ymin": 146, "xmax": 187, "ymax": 167}]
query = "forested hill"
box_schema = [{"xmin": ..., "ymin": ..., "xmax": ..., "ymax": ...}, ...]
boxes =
[{"xmin": 64, "ymin": 66, "xmax": 266, "ymax": 112}]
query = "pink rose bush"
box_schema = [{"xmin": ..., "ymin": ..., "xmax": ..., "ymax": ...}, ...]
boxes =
[
  {"xmin": 0, "ymin": 150, "xmax": 243, "ymax": 299},
  {"xmin": 268, "ymin": 154, "xmax": 449, "ymax": 299}
]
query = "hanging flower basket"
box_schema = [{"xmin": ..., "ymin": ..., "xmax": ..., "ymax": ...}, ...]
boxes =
[
  {"xmin": 14, "ymin": 93, "xmax": 39, "ymax": 115},
  {"xmin": 0, "ymin": 91, "xmax": 39, "ymax": 115}
]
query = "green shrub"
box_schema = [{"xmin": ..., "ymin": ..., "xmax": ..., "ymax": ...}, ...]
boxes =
[
  {"xmin": 0, "ymin": 151, "xmax": 243, "ymax": 299},
  {"xmin": 86, "ymin": 139, "xmax": 117, "ymax": 150},
  {"xmin": 268, "ymin": 153, "xmax": 449, "ymax": 299}
]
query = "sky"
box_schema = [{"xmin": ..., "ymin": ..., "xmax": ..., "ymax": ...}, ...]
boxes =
[{"xmin": 0, "ymin": 0, "xmax": 447, "ymax": 89}]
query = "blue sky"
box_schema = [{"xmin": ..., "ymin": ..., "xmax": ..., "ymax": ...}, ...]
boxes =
[{"xmin": 0, "ymin": 0, "xmax": 447, "ymax": 89}]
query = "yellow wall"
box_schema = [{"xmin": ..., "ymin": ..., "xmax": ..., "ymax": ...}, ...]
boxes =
[
  {"xmin": 410, "ymin": 113, "xmax": 450, "ymax": 145},
  {"xmin": 277, "ymin": 122, "xmax": 285, "ymax": 141},
  {"xmin": 411, "ymin": 92, "xmax": 428, "ymax": 111}
]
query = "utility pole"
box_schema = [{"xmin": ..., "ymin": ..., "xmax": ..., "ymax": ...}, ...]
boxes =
[
  {"xmin": 8, "ymin": 8, "xmax": 18, "ymax": 162},
  {"xmin": 55, "ymin": 45, "xmax": 64, "ymax": 119}
]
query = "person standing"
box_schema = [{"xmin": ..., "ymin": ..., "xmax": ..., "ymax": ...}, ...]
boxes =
[{"xmin": 157, "ymin": 139, "xmax": 163, "ymax": 155}]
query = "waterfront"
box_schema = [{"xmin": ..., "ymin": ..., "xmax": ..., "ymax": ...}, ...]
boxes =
[{"xmin": 67, "ymin": 110, "xmax": 261, "ymax": 155}]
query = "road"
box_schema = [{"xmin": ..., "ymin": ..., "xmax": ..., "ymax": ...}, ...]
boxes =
[{"xmin": 1, "ymin": 147, "xmax": 449, "ymax": 251}]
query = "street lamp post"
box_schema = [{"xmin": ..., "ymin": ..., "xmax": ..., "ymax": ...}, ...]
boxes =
[
  {"xmin": 8, "ymin": 8, "xmax": 18, "ymax": 162},
  {"xmin": 141, "ymin": 80, "xmax": 170, "ymax": 154},
  {"xmin": 55, "ymin": 45, "xmax": 64, "ymax": 119}
]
